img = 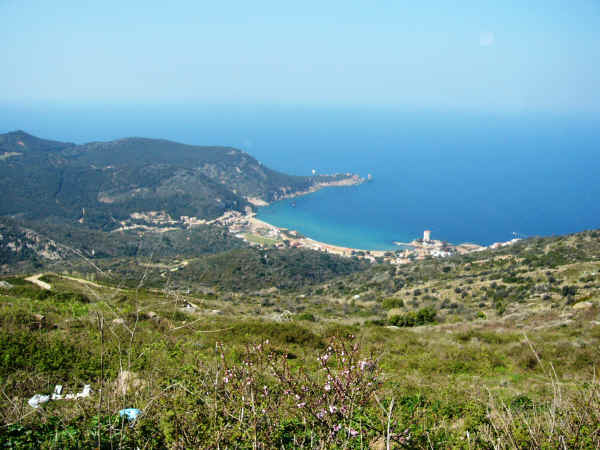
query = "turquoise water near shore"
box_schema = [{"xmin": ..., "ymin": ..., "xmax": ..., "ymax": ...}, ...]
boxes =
[
  {"xmin": 256, "ymin": 185, "xmax": 399, "ymax": 250},
  {"xmin": 251, "ymin": 109, "xmax": 600, "ymax": 248},
  {"xmin": 1, "ymin": 104, "xmax": 599, "ymax": 248}
]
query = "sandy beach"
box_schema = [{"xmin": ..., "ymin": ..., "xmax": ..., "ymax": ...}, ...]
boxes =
[{"xmin": 243, "ymin": 214, "xmax": 389, "ymax": 260}]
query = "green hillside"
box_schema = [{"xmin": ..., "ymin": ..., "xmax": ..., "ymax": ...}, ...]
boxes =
[
  {"xmin": 1, "ymin": 229, "xmax": 600, "ymax": 448},
  {"xmin": 0, "ymin": 131, "xmax": 356, "ymax": 229}
]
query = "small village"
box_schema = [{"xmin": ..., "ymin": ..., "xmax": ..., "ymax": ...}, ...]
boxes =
[
  {"xmin": 111, "ymin": 208, "xmax": 520, "ymax": 265},
  {"xmin": 211, "ymin": 210, "xmax": 521, "ymax": 265}
]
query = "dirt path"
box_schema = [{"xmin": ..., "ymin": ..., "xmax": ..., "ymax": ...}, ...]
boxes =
[
  {"xmin": 58, "ymin": 274, "xmax": 127, "ymax": 292},
  {"xmin": 25, "ymin": 274, "xmax": 51, "ymax": 290},
  {"xmin": 26, "ymin": 273, "xmax": 128, "ymax": 292}
]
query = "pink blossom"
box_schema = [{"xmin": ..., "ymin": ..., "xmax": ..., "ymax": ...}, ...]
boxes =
[
  {"xmin": 333, "ymin": 424, "xmax": 342, "ymax": 432},
  {"xmin": 329, "ymin": 405, "xmax": 337, "ymax": 414},
  {"xmin": 349, "ymin": 428, "xmax": 358, "ymax": 436},
  {"xmin": 297, "ymin": 402, "xmax": 306, "ymax": 408},
  {"xmin": 324, "ymin": 383, "xmax": 331, "ymax": 392}
]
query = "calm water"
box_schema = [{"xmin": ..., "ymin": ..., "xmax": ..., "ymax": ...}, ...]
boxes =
[{"xmin": 2, "ymin": 103, "xmax": 599, "ymax": 248}]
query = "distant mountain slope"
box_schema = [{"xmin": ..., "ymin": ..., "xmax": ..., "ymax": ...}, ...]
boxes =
[
  {"xmin": 0, "ymin": 131, "xmax": 359, "ymax": 229},
  {"xmin": 0, "ymin": 217, "xmax": 71, "ymax": 272},
  {"xmin": 0, "ymin": 130, "xmax": 74, "ymax": 154},
  {"xmin": 0, "ymin": 215, "xmax": 247, "ymax": 273}
]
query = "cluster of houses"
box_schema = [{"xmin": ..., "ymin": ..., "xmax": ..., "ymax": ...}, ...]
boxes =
[{"xmin": 123, "ymin": 210, "xmax": 519, "ymax": 266}]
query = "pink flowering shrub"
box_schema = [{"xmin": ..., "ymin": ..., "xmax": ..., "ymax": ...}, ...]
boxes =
[
  {"xmin": 269, "ymin": 335, "xmax": 382, "ymax": 444},
  {"xmin": 164, "ymin": 334, "xmax": 411, "ymax": 448}
]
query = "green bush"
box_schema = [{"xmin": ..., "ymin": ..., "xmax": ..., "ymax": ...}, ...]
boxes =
[
  {"xmin": 0, "ymin": 415, "xmax": 137, "ymax": 449},
  {"xmin": 0, "ymin": 331, "xmax": 100, "ymax": 379},
  {"xmin": 561, "ymin": 285, "xmax": 577, "ymax": 297},
  {"xmin": 295, "ymin": 312, "xmax": 316, "ymax": 322},
  {"xmin": 389, "ymin": 307, "xmax": 436, "ymax": 327},
  {"xmin": 382, "ymin": 297, "xmax": 404, "ymax": 309}
]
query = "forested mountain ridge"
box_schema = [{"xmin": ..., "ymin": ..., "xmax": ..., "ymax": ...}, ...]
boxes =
[
  {"xmin": 0, "ymin": 130, "xmax": 75, "ymax": 154},
  {"xmin": 0, "ymin": 131, "xmax": 360, "ymax": 229}
]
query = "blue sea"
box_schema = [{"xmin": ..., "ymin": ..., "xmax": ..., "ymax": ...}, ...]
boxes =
[{"xmin": 2, "ymin": 103, "xmax": 599, "ymax": 248}]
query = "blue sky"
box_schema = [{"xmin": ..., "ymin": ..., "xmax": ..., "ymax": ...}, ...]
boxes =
[{"xmin": 2, "ymin": 0, "xmax": 599, "ymax": 112}]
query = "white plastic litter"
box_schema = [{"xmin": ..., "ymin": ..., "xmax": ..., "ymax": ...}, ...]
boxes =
[
  {"xmin": 64, "ymin": 384, "xmax": 91, "ymax": 400},
  {"xmin": 28, "ymin": 394, "xmax": 50, "ymax": 408},
  {"xmin": 28, "ymin": 384, "xmax": 92, "ymax": 408}
]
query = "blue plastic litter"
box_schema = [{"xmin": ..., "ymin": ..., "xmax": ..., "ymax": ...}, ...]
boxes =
[{"xmin": 119, "ymin": 408, "xmax": 142, "ymax": 421}]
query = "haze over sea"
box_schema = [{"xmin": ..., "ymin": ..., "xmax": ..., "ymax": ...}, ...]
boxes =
[{"xmin": 2, "ymin": 104, "xmax": 599, "ymax": 249}]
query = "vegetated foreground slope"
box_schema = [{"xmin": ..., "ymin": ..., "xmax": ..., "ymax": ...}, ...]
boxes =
[
  {"xmin": 1, "ymin": 229, "xmax": 600, "ymax": 448},
  {"xmin": 0, "ymin": 130, "xmax": 354, "ymax": 229}
]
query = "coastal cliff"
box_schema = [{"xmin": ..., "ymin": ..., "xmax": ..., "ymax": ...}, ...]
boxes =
[
  {"xmin": 0, "ymin": 131, "xmax": 362, "ymax": 229},
  {"xmin": 254, "ymin": 174, "xmax": 365, "ymax": 205}
]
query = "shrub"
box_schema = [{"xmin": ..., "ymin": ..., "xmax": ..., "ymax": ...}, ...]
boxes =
[
  {"xmin": 0, "ymin": 415, "xmax": 138, "ymax": 449},
  {"xmin": 0, "ymin": 331, "xmax": 100, "ymax": 379},
  {"xmin": 482, "ymin": 376, "xmax": 600, "ymax": 448},
  {"xmin": 148, "ymin": 336, "xmax": 410, "ymax": 448},
  {"xmin": 295, "ymin": 312, "xmax": 316, "ymax": 322},
  {"xmin": 389, "ymin": 307, "xmax": 436, "ymax": 327},
  {"xmin": 561, "ymin": 285, "xmax": 577, "ymax": 297},
  {"xmin": 382, "ymin": 297, "xmax": 404, "ymax": 309},
  {"xmin": 495, "ymin": 302, "xmax": 507, "ymax": 316}
]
